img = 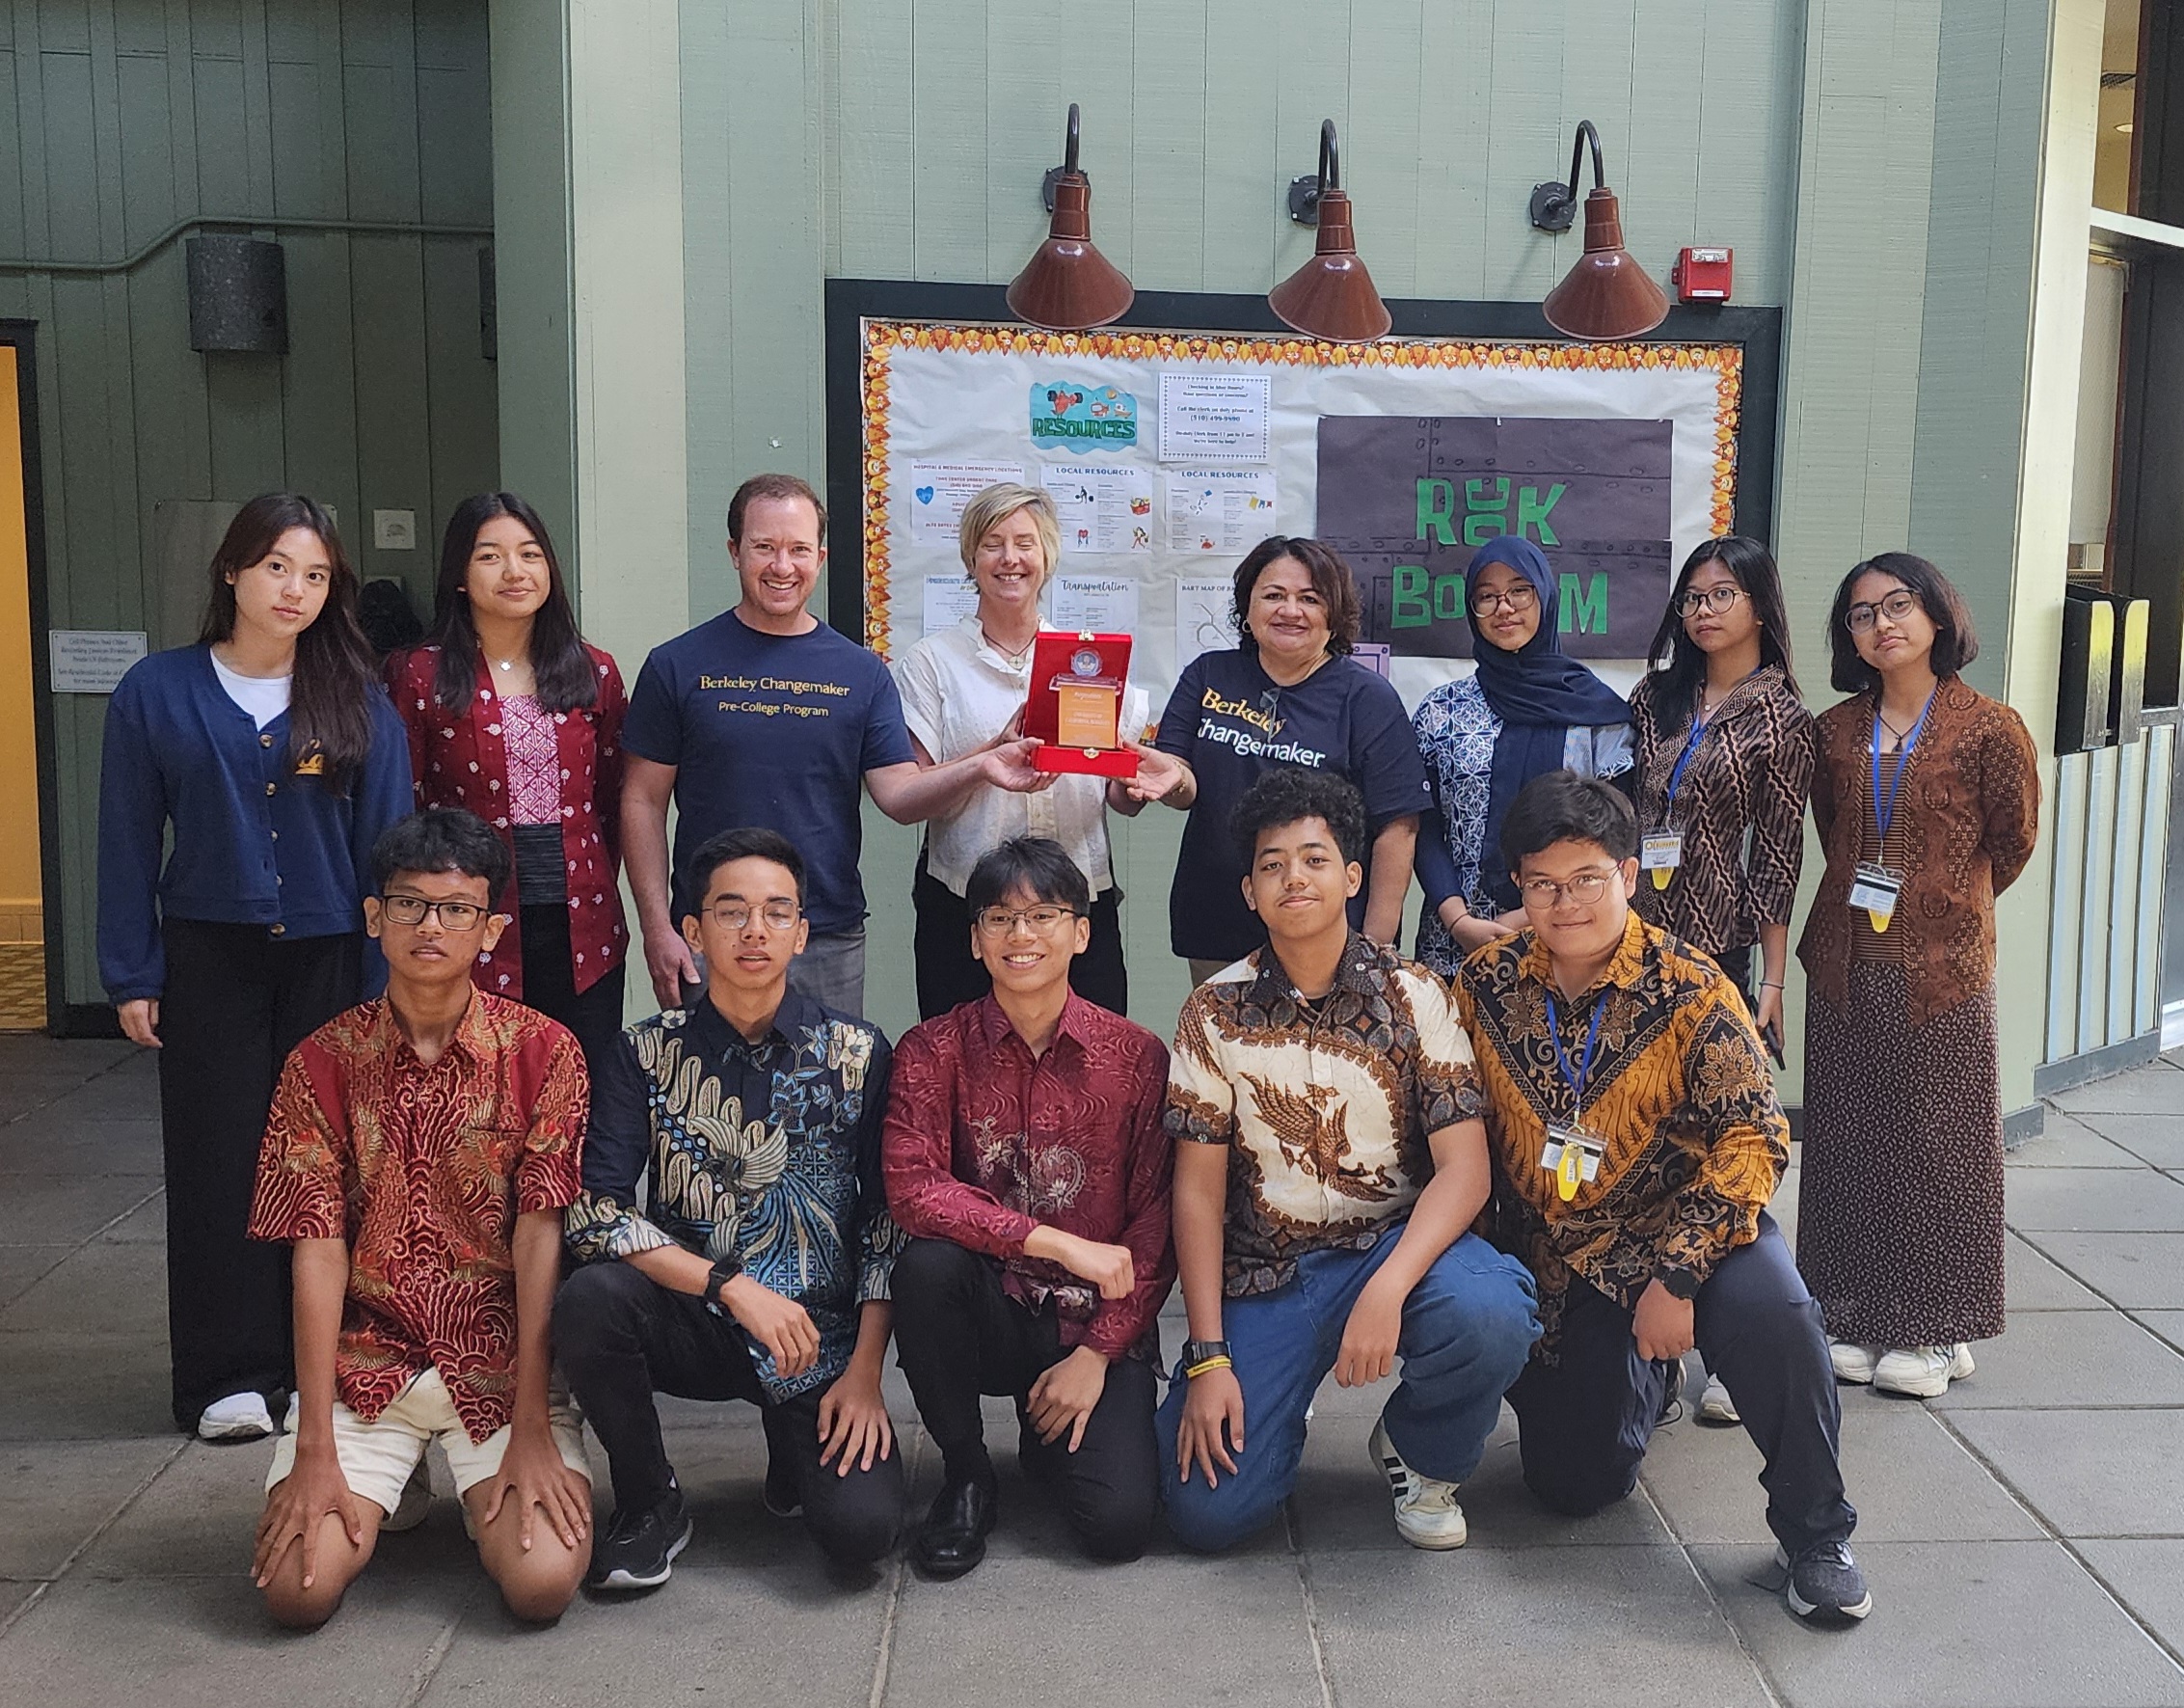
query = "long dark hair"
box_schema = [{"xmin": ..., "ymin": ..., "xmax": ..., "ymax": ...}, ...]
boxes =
[
  {"xmin": 1645, "ymin": 534, "xmax": 1799, "ymax": 709},
  {"xmin": 1229, "ymin": 536, "xmax": 1362, "ymax": 658},
  {"xmin": 423, "ymin": 493, "xmax": 597, "ymax": 714},
  {"xmin": 1824, "ymin": 551, "xmax": 1979, "ymax": 694},
  {"xmin": 198, "ymin": 493, "xmax": 378, "ymax": 795}
]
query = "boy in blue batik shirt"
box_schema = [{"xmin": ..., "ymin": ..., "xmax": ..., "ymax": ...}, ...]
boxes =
[{"xmin": 556, "ymin": 827, "xmax": 903, "ymax": 1589}]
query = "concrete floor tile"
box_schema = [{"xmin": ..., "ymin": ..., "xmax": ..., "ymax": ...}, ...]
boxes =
[
  {"xmin": 0, "ymin": 1572, "xmax": 468, "ymax": 1708},
  {"xmin": 1310, "ymin": 1544, "xmax": 1771, "ymax": 1706},
  {"xmin": 2007, "ymin": 1232, "xmax": 2103, "ymax": 1310},
  {"xmin": 2021, "ymin": 1231, "xmax": 2184, "ymax": 1309},
  {"xmin": 2003, "ymin": 1114, "xmax": 2144, "ymax": 1168},
  {"xmin": 40, "ymin": 1064, "xmax": 161, "ymax": 1124},
  {"xmin": 0, "ymin": 1245, "xmax": 68, "ymax": 1309},
  {"xmin": 0, "ymin": 1438, "xmax": 183, "ymax": 1577},
  {"xmin": 2065, "ymin": 1110, "xmax": 2184, "ymax": 1170},
  {"xmin": 2076, "ymin": 1539, "xmax": 2184, "ymax": 1660},
  {"xmin": 98, "ymin": 1193, "xmax": 170, "ymax": 1242},
  {"xmin": 0, "ymin": 1115, "xmax": 163, "ymax": 1176},
  {"xmin": 0, "ymin": 1332, "xmax": 176, "ymax": 1440},
  {"xmin": 1948, "ymin": 1409, "xmax": 2184, "ymax": 1536},
  {"xmin": 1690, "ymin": 1539, "xmax": 2184, "ymax": 1708},
  {"xmin": 0, "ymin": 1037, "xmax": 134, "ymax": 1077},
  {"xmin": 1642, "ymin": 1387, "xmax": 2041, "ymax": 1545},
  {"xmin": 2133, "ymin": 1312, "xmax": 2184, "ymax": 1354},
  {"xmin": 0, "ymin": 1578, "xmax": 40, "ymax": 1623},
  {"xmin": 0, "ymin": 1237, "xmax": 167, "ymax": 1336},
  {"xmin": 1929, "ymin": 1312, "xmax": 2184, "ymax": 1409},
  {"xmin": 0, "ymin": 1174, "xmax": 163, "ymax": 1245},
  {"xmin": 887, "ymin": 1553, "xmax": 1323, "ymax": 1708},
  {"xmin": 2006, "ymin": 1167, "xmax": 2184, "ymax": 1233},
  {"xmin": 2050, "ymin": 1063, "xmax": 2184, "ymax": 1117}
]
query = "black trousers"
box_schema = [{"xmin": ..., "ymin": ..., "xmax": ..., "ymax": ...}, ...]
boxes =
[
  {"xmin": 1506, "ymin": 1214, "xmax": 1856, "ymax": 1555},
  {"xmin": 158, "ymin": 918, "xmax": 364, "ymax": 1430},
  {"xmin": 889, "ymin": 1237, "xmax": 1158, "ymax": 1561},
  {"xmin": 911, "ymin": 854, "xmax": 1128, "ymax": 1020},
  {"xmin": 517, "ymin": 902, "xmax": 628, "ymax": 1073},
  {"xmin": 553, "ymin": 1261, "xmax": 903, "ymax": 1566}
]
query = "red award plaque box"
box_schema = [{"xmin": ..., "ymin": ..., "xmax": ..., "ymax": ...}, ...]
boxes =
[{"xmin": 1026, "ymin": 631, "xmax": 1138, "ymax": 779}]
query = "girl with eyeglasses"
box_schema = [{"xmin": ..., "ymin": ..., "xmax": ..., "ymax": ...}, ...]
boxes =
[
  {"xmin": 387, "ymin": 494, "xmax": 630, "ymax": 1071},
  {"xmin": 1796, "ymin": 555, "xmax": 2038, "ymax": 1401},
  {"xmin": 97, "ymin": 494, "xmax": 412, "ymax": 1442},
  {"xmin": 1629, "ymin": 538, "xmax": 1812, "ymax": 1045},
  {"xmin": 1411, "ymin": 537, "xmax": 1631, "ymax": 979}
]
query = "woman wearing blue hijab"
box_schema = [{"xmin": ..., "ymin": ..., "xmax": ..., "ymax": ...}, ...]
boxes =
[{"xmin": 1412, "ymin": 536, "xmax": 1632, "ymax": 977}]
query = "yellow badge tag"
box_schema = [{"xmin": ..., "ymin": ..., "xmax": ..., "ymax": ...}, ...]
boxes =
[
  {"xmin": 1556, "ymin": 1145, "xmax": 1583, "ymax": 1201},
  {"xmin": 1867, "ymin": 908, "xmax": 1893, "ymax": 933},
  {"xmin": 1651, "ymin": 866, "xmax": 1673, "ymax": 890}
]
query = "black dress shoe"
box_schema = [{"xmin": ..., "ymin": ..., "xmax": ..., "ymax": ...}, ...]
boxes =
[{"xmin": 911, "ymin": 1475, "xmax": 998, "ymax": 1580}]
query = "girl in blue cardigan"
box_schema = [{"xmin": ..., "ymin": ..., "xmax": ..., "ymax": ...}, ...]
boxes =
[{"xmin": 98, "ymin": 493, "xmax": 411, "ymax": 1442}]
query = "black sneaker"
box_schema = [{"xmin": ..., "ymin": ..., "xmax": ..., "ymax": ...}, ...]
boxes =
[
  {"xmin": 1779, "ymin": 1538, "xmax": 1873, "ymax": 1622},
  {"xmin": 1655, "ymin": 1358, "xmax": 1685, "ymax": 1428},
  {"xmin": 763, "ymin": 1454, "xmax": 802, "ymax": 1519},
  {"xmin": 587, "ymin": 1483, "xmax": 692, "ymax": 1592}
]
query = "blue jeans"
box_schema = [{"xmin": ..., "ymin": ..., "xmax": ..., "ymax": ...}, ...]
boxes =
[{"xmin": 1156, "ymin": 1225, "xmax": 1540, "ymax": 1552}]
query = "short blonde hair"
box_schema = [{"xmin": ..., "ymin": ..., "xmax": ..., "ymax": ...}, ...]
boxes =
[{"xmin": 957, "ymin": 483, "xmax": 1060, "ymax": 587}]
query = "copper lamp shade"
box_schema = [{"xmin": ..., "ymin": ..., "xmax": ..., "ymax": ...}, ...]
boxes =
[
  {"xmin": 1007, "ymin": 104, "xmax": 1134, "ymax": 332},
  {"xmin": 1269, "ymin": 122, "xmax": 1390, "ymax": 343},
  {"xmin": 1530, "ymin": 121, "xmax": 1669, "ymax": 342}
]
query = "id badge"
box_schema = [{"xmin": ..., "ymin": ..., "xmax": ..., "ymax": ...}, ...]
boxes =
[
  {"xmin": 1541, "ymin": 1123, "xmax": 1604, "ymax": 1203},
  {"xmin": 1639, "ymin": 830, "xmax": 1684, "ymax": 891},
  {"xmin": 1847, "ymin": 861, "xmax": 1904, "ymax": 933}
]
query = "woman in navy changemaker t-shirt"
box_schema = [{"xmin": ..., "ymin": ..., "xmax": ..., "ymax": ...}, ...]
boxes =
[{"xmin": 1149, "ymin": 538, "xmax": 1428, "ymax": 973}]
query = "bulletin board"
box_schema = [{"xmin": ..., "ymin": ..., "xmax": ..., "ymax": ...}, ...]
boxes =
[{"xmin": 823, "ymin": 283, "xmax": 1781, "ymax": 717}]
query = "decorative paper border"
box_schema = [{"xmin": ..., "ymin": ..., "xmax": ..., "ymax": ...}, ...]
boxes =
[{"xmin": 858, "ymin": 319, "xmax": 1743, "ymax": 660}]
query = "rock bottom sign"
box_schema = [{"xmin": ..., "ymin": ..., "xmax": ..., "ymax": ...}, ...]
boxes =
[{"xmin": 1316, "ymin": 415, "xmax": 1675, "ymax": 660}]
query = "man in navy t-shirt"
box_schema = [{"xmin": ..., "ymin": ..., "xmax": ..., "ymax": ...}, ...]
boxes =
[{"xmin": 621, "ymin": 474, "xmax": 1049, "ymax": 1017}]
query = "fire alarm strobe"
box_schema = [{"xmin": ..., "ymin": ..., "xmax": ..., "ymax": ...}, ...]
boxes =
[{"xmin": 1673, "ymin": 247, "xmax": 1733, "ymax": 303}]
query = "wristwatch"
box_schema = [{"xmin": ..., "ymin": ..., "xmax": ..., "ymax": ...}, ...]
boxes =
[
  {"xmin": 1181, "ymin": 1338, "xmax": 1231, "ymax": 1371},
  {"xmin": 1656, "ymin": 1268, "xmax": 1700, "ymax": 1301},
  {"xmin": 705, "ymin": 1254, "xmax": 743, "ymax": 1308}
]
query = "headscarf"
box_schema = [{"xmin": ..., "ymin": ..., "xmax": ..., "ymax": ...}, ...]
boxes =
[{"xmin": 1466, "ymin": 536, "xmax": 1631, "ymax": 910}]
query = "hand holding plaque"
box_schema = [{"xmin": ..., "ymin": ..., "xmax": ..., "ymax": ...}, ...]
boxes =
[{"xmin": 1025, "ymin": 632, "xmax": 1139, "ymax": 779}]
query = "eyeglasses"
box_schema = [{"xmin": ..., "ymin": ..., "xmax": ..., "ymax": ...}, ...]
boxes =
[
  {"xmin": 1675, "ymin": 584, "xmax": 1750, "ymax": 618},
  {"xmin": 381, "ymin": 894, "xmax": 490, "ymax": 931},
  {"xmin": 707, "ymin": 901, "xmax": 801, "ymax": 932},
  {"xmin": 1845, "ymin": 589, "xmax": 1920, "ymax": 634},
  {"xmin": 1470, "ymin": 584, "xmax": 1539, "ymax": 616},
  {"xmin": 1518, "ymin": 870, "xmax": 1617, "ymax": 908},
  {"xmin": 974, "ymin": 905, "xmax": 1081, "ymax": 936}
]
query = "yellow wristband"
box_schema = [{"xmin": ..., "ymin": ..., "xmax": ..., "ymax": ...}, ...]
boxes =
[{"xmin": 1184, "ymin": 1355, "xmax": 1233, "ymax": 1379}]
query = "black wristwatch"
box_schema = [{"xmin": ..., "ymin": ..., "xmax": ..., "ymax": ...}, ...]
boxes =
[
  {"xmin": 1656, "ymin": 1268, "xmax": 1701, "ymax": 1301},
  {"xmin": 705, "ymin": 1255, "xmax": 742, "ymax": 1308},
  {"xmin": 1182, "ymin": 1339, "xmax": 1231, "ymax": 1370}
]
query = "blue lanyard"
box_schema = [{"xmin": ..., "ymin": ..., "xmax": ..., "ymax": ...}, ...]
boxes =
[
  {"xmin": 1664, "ymin": 716, "xmax": 1710, "ymax": 810},
  {"xmin": 1870, "ymin": 690, "xmax": 1936, "ymax": 845},
  {"xmin": 1544, "ymin": 989, "xmax": 1609, "ymax": 1117}
]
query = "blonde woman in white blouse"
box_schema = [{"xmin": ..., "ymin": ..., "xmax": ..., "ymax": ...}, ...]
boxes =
[{"xmin": 892, "ymin": 483, "xmax": 1181, "ymax": 1018}]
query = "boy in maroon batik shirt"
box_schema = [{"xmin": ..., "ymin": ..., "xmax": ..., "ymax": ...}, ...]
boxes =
[
  {"xmin": 247, "ymin": 808, "xmax": 592, "ymax": 1628},
  {"xmin": 884, "ymin": 836, "xmax": 1174, "ymax": 1580}
]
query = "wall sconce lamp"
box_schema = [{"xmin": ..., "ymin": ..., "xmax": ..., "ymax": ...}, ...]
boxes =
[
  {"xmin": 1007, "ymin": 102, "xmax": 1134, "ymax": 332},
  {"xmin": 1268, "ymin": 121, "xmax": 1390, "ymax": 343},
  {"xmin": 1528, "ymin": 121, "xmax": 1668, "ymax": 341}
]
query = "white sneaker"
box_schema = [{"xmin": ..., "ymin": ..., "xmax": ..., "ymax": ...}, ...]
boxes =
[
  {"xmin": 196, "ymin": 1391, "xmax": 275, "ymax": 1442},
  {"xmin": 1872, "ymin": 1343, "xmax": 1975, "ymax": 1398},
  {"xmin": 1697, "ymin": 1373, "xmax": 1740, "ymax": 1425},
  {"xmin": 382, "ymin": 1459, "xmax": 433, "ymax": 1532},
  {"xmin": 1828, "ymin": 1341, "xmax": 1881, "ymax": 1385},
  {"xmin": 1367, "ymin": 1419, "xmax": 1467, "ymax": 1550}
]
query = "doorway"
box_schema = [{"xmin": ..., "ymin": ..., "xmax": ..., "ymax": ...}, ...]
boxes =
[{"xmin": 0, "ymin": 337, "xmax": 44, "ymax": 1029}]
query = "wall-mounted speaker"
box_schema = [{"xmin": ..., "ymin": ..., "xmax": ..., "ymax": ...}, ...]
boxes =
[{"xmin": 186, "ymin": 235, "xmax": 288, "ymax": 354}]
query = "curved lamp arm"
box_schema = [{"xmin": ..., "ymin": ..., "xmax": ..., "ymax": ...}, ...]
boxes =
[
  {"xmin": 1530, "ymin": 120, "xmax": 1606, "ymax": 232},
  {"xmin": 1039, "ymin": 102, "xmax": 1088, "ymax": 212},
  {"xmin": 1288, "ymin": 119, "xmax": 1346, "ymax": 225}
]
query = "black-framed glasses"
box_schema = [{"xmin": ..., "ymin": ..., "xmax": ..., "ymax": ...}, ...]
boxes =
[
  {"xmin": 1470, "ymin": 583, "xmax": 1539, "ymax": 616},
  {"xmin": 1675, "ymin": 584, "xmax": 1750, "ymax": 618},
  {"xmin": 381, "ymin": 894, "xmax": 490, "ymax": 931},
  {"xmin": 707, "ymin": 901, "xmax": 801, "ymax": 933},
  {"xmin": 974, "ymin": 905, "xmax": 1081, "ymax": 935},
  {"xmin": 1518, "ymin": 869, "xmax": 1616, "ymax": 908},
  {"xmin": 1845, "ymin": 589, "xmax": 1919, "ymax": 634}
]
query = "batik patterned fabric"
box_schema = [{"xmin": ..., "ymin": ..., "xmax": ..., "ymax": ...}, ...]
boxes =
[
  {"xmin": 567, "ymin": 991, "xmax": 899, "ymax": 1400},
  {"xmin": 882, "ymin": 992, "xmax": 1174, "ymax": 1362},
  {"xmin": 248, "ymin": 993, "xmax": 587, "ymax": 1443},
  {"xmin": 1451, "ymin": 913, "xmax": 1787, "ymax": 1358},
  {"xmin": 1166, "ymin": 934, "xmax": 1484, "ymax": 1297}
]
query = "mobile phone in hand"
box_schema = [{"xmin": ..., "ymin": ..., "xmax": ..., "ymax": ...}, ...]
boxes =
[{"xmin": 1762, "ymin": 1017, "xmax": 1786, "ymax": 1069}]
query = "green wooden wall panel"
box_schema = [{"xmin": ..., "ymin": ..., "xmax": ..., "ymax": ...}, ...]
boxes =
[
  {"xmin": 1411, "ymin": 1, "xmax": 1495, "ymax": 302},
  {"xmin": 1194, "ymin": 0, "xmax": 1280, "ymax": 294},
  {"xmin": 827, "ymin": 0, "xmax": 912, "ymax": 277},
  {"xmin": 235, "ymin": 0, "xmax": 277, "ymax": 210},
  {"xmin": 0, "ymin": 49, "xmax": 25, "ymax": 254},
  {"xmin": 187, "ymin": 0, "xmax": 240, "ymax": 61},
  {"xmin": 39, "ymin": 48, "xmax": 103, "ymax": 260},
  {"xmin": 420, "ymin": 235, "xmax": 497, "ymax": 574},
  {"xmin": 1481, "ymin": 0, "xmax": 1566, "ymax": 299},
  {"xmin": 1343, "ymin": 0, "xmax": 1423, "ymax": 297},
  {"xmin": 189, "ymin": 53, "xmax": 257, "ymax": 208},
  {"xmin": 414, "ymin": 0, "xmax": 487, "ymax": 72},
  {"xmin": 1270, "ymin": 0, "xmax": 1351, "ymax": 307},
  {"xmin": 981, "ymin": 5, "xmax": 1069, "ymax": 287},
  {"xmin": 908, "ymin": 0, "xmax": 987, "ymax": 282},
  {"xmin": 347, "ymin": 231, "xmax": 434, "ymax": 582},
  {"xmin": 11, "ymin": 7, "xmax": 53, "ymax": 255},
  {"xmin": 117, "ymin": 47, "xmax": 180, "ymax": 241},
  {"xmin": 126, "ymin": 246, "xmax": 215, "ymax": 537},
  {"xmin": 1127, "ymin": 3, "xmax": 1205, "ymax": 291},
  {"xmin": 417, "ymin": 63, "xmax": 491, "ymax": 222},
  {"xmin": 36, "ymin": 0, "xmax": 90, "ymax": 52},
  {"xmin": 278, "ymin": 228, "xmax": 362, "ymax": 529},
  {"xmin": 1693, "ymin": 0, "xmax": 1798, "ymax": 306},
  {"xmin": 677, "ymin": 0, "xmax": 733, "ymax": 613},
  {"xmin": 342, "ymin": 66, "xmax": 423, "ymax": 221},
  {"xmin": 268, "ymin": 55, "xmax": 338, "ymax": 213}
]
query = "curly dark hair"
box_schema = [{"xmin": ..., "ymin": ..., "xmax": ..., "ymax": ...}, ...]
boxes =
[
  {"xmin": 1230, "ymin": 768, "xmax": 1369, "ymax": 867},
  {"xmin": 369, "ymin": 807, "xmax": 513, "ymax": 905},
  {"xmin": 1824, "ymin": 553, "xmax": 1979, "ymax": 695},
  {"xmin": 1230, "ymin": 536, "xmax": 1362, "ymax": 658}
]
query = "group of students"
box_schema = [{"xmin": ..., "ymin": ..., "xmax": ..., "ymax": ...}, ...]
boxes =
[{"xmin": 94, "ymin": 470, "xmax": 2041, "ymax": 1635}]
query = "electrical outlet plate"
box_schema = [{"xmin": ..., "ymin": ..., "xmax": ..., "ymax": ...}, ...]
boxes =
[{"xmin": 373, "ymin": 508, "xmax": 417, "ymax": 551}]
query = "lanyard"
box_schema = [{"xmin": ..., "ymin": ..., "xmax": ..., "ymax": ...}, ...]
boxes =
[
  {"xmin": 1544, "ymin": 988, "xmax": 1609, "ymax": 1119},
  {"xmin": 1664, "ymin": 715, "xmax": 1710, "ymax": 810},
  {"xmin": 1869, "ymin": 690, "xmax": 1936, "ymax": 846}
]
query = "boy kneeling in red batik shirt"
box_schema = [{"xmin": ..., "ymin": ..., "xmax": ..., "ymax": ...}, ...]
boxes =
[{"xmin": 248, "ymin": 807, "xmax": 593, "ymax": 1627}]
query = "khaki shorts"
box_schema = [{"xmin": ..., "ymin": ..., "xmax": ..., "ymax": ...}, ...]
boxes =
[{"xmin": 266, "ymin": 1367, "xmax": 589, "ymax": 1519}]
